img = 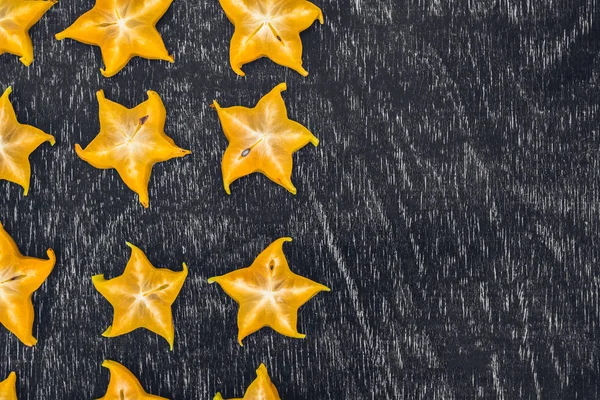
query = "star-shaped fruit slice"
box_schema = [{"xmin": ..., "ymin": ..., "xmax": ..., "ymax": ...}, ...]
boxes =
[
  {"xmin": 0, "ymin": 222, "xmax": 55, "ymax": 346},
  {"xmin": 55, "ymin": 0, "xmax": 174, "ymax": 77},
  {"xmin": 0, "ymin": 372, "xmax": 17, "ymax": 400},
  {"xmin": 208, "ymin": 237, "xmax": 329, "ymax": 346},
  {"xmin": 97, "ymin": 360, "xmax": 168, "ymax": 400},
  {"xmin": 219, "ymin": 0, "xmax": 323, "ymax": 76},
  {"xmin": 75, "ymin": 90, "xmax": 190, "ymax": 208},
  {"xmin": 0, "ymin": 87, "xmax": 55, "ymax": 195},
  {"xmin": 214, "ymin": 364, "xmax": 280, "ymax": 400},
  {"xmin": 212, "ymin": 83, "xmax": 318, "ymax": 195},
  {"xmin": 92, "ymin": 242, "xmax": 187, "ymax": 350},
  {"xmin": 0, "ymin": 0, "xmax": 55, "ymax": 66}
]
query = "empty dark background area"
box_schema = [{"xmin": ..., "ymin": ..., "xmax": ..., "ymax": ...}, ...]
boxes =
[{"xmin": 1, "ymin": 0, "xmax": 599, "ymax": 399}]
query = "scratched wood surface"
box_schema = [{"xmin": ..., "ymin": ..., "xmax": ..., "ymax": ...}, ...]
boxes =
[{"xmin": 1, "ymin": 0, "xmax": 600, "ymax": 399}]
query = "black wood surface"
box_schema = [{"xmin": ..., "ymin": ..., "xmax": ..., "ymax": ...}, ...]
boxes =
[{"xmin": 1, "ymin": 0, "xmax": 600, "ymax": 399}]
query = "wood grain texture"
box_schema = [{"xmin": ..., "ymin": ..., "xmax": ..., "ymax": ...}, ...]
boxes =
[{"xmin": 1, "ymin": 0, "xmax": 599, "ymax": 399}]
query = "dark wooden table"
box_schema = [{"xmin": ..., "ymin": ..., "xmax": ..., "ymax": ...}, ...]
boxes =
[{"xmin": 1, "ymin": 1, "xmax": 599, "ymax": 399}]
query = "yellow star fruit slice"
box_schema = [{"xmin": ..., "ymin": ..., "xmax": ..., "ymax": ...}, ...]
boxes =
[
  {"xmin": 0, "ymin": 87, "xmax": 55, "ymax": 195},
  {"xmin": 214, "ymin": 364, "xmax": 280, "ymax": 400},
  {"xmin": 219, "ymin": 0, "xmax": 323, "ymax": 76},
  {"xmin": 212, "ymin": 82, "xmax": 318, "ymax": 195},
  {"xmin": 0, "ymin": 0, "xmax": 55, "ymax": 66},
  {"xmin": 0, "ymin": 372, "xmax": 18, "ymax": 400},
  {"xmin": 97, "ymin": 360, "xmax": 169, "ymax": 400},
  {"xmin": 55, "ymin": 0, "xmax": 174, "ymax": 77},
  {"xmin": 75, "ymin": 90, "xmax": 190, "ymax": 208},
  {"xmin": 92, "ymin": 242, "xmax": 188, "ymax": 350},
  {"xmin": 0, "ymin": 222, "xmax": 55, "ymax": 346},
  {"xmin": 209, "ymin": 237, "xmax": 329, "ymax": 346}
]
